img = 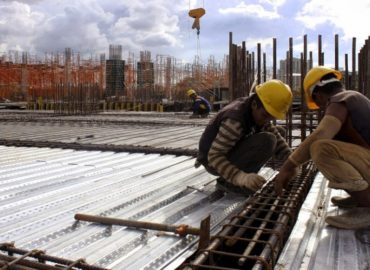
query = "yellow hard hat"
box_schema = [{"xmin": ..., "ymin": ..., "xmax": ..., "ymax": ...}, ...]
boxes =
[
  {"xmin": 255, "ymin": 79, "xmax": 293, "ymax": 120},
  {"xmin": 187, "ymin": 89, "xmax": 196, "ymax": 97},
  {"xmin": 303, "ymin": 66, "xmax": 342, "ymax": 110}
]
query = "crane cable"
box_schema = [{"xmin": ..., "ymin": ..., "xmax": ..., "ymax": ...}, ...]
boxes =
[{"xmin": 197, "ymin": 30, "xmax": 202, "ymax": 62}]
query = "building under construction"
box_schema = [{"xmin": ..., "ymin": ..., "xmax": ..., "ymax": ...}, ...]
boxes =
[
  {"xmin": 0, "ymin": 33, "xmax": 369, "ymax": 270},
  {"xmin": 0, "ymin": 45, "xmax": 229, "ymax": 114}
]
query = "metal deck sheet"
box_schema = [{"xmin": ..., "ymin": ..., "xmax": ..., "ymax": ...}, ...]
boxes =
[
  {"xmin": 0, "ymin": 111, "xmax": 212, "ymax": 126},
  {"xmin": 0, "ymin": 145, "xmax": 264, "ymax": 269},
  {"xmin": 276, "ymin": 173, "xmax": 370, "ymax": 270},
  {"xmin": 0, "ymin": 112, "xmax": 303, "ymax": 151},
  {"xmin": 1, "ymin": 110, "xmax": 347, "ymax": 270},
  {"xmin": 0, "ymin": 121, "xmax": 204, "ymax": 152}
]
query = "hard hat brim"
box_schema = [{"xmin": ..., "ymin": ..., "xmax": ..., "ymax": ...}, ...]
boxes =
[
  {"xmin": 265, "ymin": 106, "xmax": 286, "ymax": 120},
  {"xmin": 304, "ymin": 91, "xmax": 319, "ymax": 110}
]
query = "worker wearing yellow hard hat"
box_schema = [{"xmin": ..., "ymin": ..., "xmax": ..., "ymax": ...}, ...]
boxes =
[
  {"xmin": 255, "ymin": 79, "xmax": 293, "ymax": 120},
  {"xmin": 186, "ymin": 89, "xmax": 211, "ymax": 118},
  {"xmin": 195, "ymin": 79, "xmax": 294, "ymax": 195},
  {"xmin": 303, "ymin": 66, "xmax": 342, "ymax": 110},
  {"xmin": 274, "ymin": 66, "xmax": 370, "ymax": 229},
  {"xmin": 187, "ymin": 89, "xmax": 197, "ymax": 97}
]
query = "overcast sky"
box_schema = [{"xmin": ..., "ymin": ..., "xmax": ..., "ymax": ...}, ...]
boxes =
[{"xmin": 0, "ymin": 0, "xmax": 369, "ymax": 68}]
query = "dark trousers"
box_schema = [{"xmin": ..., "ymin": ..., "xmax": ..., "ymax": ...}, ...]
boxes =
[
  {"xmin": 195, "ymin": 107, "xmax": 210, "ymax": 116},
  {"xmin": 204, "ymin": 132, "xmax": 277, "ymax": 176}
]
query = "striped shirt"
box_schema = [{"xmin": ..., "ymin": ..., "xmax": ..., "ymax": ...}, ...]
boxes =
[{"xmin": 207, "ymin": 118, "xmax": 291, "ymax": 185}]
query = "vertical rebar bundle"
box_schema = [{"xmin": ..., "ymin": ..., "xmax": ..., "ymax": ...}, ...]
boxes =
[
  {"xmin": 228, "ymin": 33, "xmax": 366, "ymax": 146},
  {"xmin": 54, "ymin": 83, "xmax": 100, "ymax": 115}
]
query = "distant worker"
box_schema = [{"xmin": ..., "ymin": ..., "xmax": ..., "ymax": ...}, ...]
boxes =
[
  {"xmin": 187, "ymin": 89, "xmax": 211, "ymax": 118},
  {"xmin": 274, "ymin": 66, "xmax": 370, "ymax": 229},
  {"xmin": 195, "ymin": 80, "xmax": 294, "ymax": 195}
]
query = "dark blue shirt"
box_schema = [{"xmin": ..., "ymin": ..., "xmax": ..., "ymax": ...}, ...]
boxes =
[{"xmin": 193, "ymin": 96, "xmax": 211, "ymax": 114}]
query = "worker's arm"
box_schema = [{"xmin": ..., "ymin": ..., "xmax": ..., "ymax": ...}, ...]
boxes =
[
  {"xmin": 202, "ymin": 97, "xmax": 212, "ymax": 112},
  {"xmin": 208, "ymin": 118, "xmax": 243, "ymax": 180},
  {"xmin": 274, "ymin": 103, "xmax": 347, "ymax": 195},
  {"xmin": 192, "ymin": 97, "xmax": 202, "ymax": 113},
  {"xmin": 208, "ymin": 119, "xmax": 266, "ymax": 191}
]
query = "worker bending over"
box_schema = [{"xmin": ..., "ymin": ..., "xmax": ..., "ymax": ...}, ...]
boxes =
[
  {"xmin": 187, "ymin": 89, "xmax": 211, "ymax": 118},
  {"xmin": 195, "ymin": 80, "xmax": 293, "ymax": 195},
  {"xmin": 274, "ymin": 66, "xmax": 370, "ymax": 229}
]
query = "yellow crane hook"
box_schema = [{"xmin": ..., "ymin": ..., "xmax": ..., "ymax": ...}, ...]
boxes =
[{"xmin": 188, "ymin": 8, "xmax": 206, "ymax": 35}]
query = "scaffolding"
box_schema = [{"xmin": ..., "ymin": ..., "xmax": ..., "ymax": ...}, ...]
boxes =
[
  {"xmin": 0, "ymin": 47, "xmax": 228, "ymax": 109},
  {"xmin": 0, "ymin": 49, "xmax": 103, "ymax": 103}
]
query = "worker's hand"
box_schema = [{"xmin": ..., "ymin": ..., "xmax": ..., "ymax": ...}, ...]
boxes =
[
  {"xmin": 273, "ymin": 171, "xmax": 291, "ymax": 196},
  {"xmin": 234, "ymin": 172, "xmax": 267, "ymax": 192},
  {"xmin": 273, "ymin": 162, "xmax": 299, "ymax": 196}
]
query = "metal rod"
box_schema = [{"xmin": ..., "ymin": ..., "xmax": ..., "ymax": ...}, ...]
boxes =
[
  {"xmin": 252, "ymin": 164, "xmax": 316, "ymax": 270},
  {"xmin": 335, "ymin": 34, "xmax": 339, "ymax": 70},
  {"xmin": 74, "ymin": 213, "xmax": 200, "ymax": 236},
  {"xmin": 225, "ymin": 198, "xmax": 271, "ymax": 247},
  {"xmin": 186, "ymin": 197, "xmax": 256, "ymax": 266},
  {"xmin": 0, "ymin": 254, "xmax": 61, "ymax": 270},
  {"xmin": 64, "ymin": 259, "xmax": 87, "ymax": 270},
  {"xmin": 186, "ymin": 163, "xmax": 317, "ymax": 269},
  {"xmin": 1, "ymin": 250, "xmax": 35, "ymax": 270},
  {"xmin": 238, "ymin": 198, "xmax": 281, "ymax": 266},
  {"xmin": 0, "ymin": 243, "xmax": 108, "ymax": 270},
  {"xmin": 352, "ymin": 37, "xmax": 356, "ymax": 90}
]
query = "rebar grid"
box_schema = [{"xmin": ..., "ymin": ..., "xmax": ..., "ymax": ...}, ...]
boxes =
[
  {"xmin": 181, "ymin": 162, "xmax": 317, "ymax": 270},
  {"xmin": 0, "ymin": 243, "xmax": 108, "ymax": 270}
]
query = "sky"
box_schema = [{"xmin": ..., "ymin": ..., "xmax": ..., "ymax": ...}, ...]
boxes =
[{"xmin": 0, "ymin": 0, "xmax": 369, "ymax": 68}]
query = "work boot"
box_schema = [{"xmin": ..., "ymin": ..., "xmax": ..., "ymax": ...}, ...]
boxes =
[
  {"xmin": 216, "ymin": 178, "xmax": 253, "ymax": 196},
  {"xmin": 325, "ymin": 207, "xmax": 370, "ymax": 229},
  {"xmin": 331, "ymin": 196, "xmax": 358, "ymax": 208}
]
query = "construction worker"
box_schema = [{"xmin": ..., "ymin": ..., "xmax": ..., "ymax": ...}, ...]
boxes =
[
  {"xmin": 274, "ymin": 66, "xmax": 370, "ymax": 229},
  {"xmin": 187, "ymin": 89, "xmax": 211, "ymax": 118},
  {"xmin": 195, "ymin": 80, "xmax": 294, "ymax": 195}
]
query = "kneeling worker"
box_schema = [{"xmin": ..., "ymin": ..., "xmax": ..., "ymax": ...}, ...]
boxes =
[
  {"xmin": 274, "ymin": 66, "xmax": 370, "ymax": 229},
  {"xmin": 195, "ymin": 80, "xmax": 294, "ymax": 195},
  {"xmin": 187, "ymin": 89, "xmax": 211, "ymax": 118}
]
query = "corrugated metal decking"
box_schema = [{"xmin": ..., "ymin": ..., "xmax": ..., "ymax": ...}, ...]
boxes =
[
  {"xmin": 0, "ymin": 145, "xmax": 256, "ymax": 269},
  {"xmin": 0, "ymin": 111, "xmax": 368, "ymax": 270},
  {"xmin": 276, "ymin": 173, "xmax": 370, "ymax": 270}
]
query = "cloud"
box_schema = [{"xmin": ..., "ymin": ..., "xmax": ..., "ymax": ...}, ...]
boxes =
[
  {"xmin": 0, "ymin": 0, "xmax": 42, "ymax": 3},
  {"xmin": 110, "ymin": 2, "xmax": 181, "ymax": 51},
  {"xmin": 244, "ymin": 37, "xmax": 274, "ymax": 51},
  {"xmin": 0, "ymin": 2, "xmax": 44, "ymax": 52},
  {"xmin": 259, "ymin": 0, "xmax": 286, "ymax": 8},
  {"xmin": 0, "ymin": 0, "xmax": 185, "ymax": 59},
  {"xmin": 219, "ymin": 1, "xmax": 281, "ymax": 19},
  {"xmin": 296, "ymin": 0, "xmax": 370, "ymax": 42},
  {"xmin": 37, "ymin": 2, "xmax": 114, "ymax": 54},
  {"xmin": 1, "ymin": 0, "xmax": 366, "ymax": 66}
]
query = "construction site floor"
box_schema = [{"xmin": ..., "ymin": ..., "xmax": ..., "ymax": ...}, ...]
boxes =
[
  {"xmin": 276, "ymin": 172, "xmax": 370, "ymax": 270},
  {"xmin": 0, "ymin": 110, "xmax": 368, "ymax": 270}
]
